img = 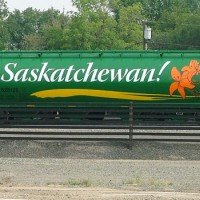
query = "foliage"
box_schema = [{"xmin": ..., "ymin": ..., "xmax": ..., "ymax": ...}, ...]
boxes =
[
  {"xmin": 0, "ymin": 0, "xmax": 200, "ymax": 50},
  {"xmin": 150, "ymin": 10, "xmax": 200, "ymax": 50},
  {"xmin": 118, "ymin": 3, "xmax": 144, "ymax": 49},
  {"xmin": 170, "ymin": 13, "xmax": 200, "ymax": 50},
  {"xmin": 0, "ymin": 0, "xmax": 8, "ymax": 19},
  {"xmin": 22, "ymin": 33, "xmax": 45, "ymax": 50},
  {"xmin": 65, "ymin": 0, "xmax": 123, "ymax": 49}
]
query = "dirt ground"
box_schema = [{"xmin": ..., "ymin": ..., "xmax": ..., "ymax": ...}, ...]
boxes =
[
  {"xmin": 0, "ymin": 187, "xmax": 200, "ymax": 200},
  {"xmin": 0, "ymin": 140, "xmax": 200, "ymax": 199}
]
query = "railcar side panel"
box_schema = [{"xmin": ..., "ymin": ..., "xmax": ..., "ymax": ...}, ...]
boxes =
[{"xmin": 0, "ymin": 51, "xmax": 200, "ymax": 105}]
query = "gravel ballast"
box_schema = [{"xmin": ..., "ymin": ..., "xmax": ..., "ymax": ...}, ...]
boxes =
[{"xmin": 0, "ymin": 140, "xmax": 199, "ymax": 199}]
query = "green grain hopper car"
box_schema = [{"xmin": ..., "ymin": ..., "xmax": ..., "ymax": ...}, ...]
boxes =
[{"xmin": 0, "ymin": 50, "xmax": 200, "ymax": 124}]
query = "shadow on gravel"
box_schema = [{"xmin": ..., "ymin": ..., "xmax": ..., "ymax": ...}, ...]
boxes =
[{"xmin": 0, "ymin": 140, "xmax": 199, "ymax": 160}]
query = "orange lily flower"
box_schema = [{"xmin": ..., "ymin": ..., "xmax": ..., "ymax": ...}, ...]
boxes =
[
  {"xmin": 181, "ymin": 60, "xmax": 200, "ymax": 81},
  {"xmin": 170, "ymin": 67, "xmax": 195, "ymax": 99}
]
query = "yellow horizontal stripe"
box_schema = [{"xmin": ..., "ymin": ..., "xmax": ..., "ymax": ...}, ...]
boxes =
[{"xmin": 31, "ymin": 89, "xmax": 182, "ymax": 101}]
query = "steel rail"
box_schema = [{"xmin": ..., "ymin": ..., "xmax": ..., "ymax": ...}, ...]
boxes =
[{"xmin": 0, "ymin": 127, "xmax": 200, "ymax": 143}]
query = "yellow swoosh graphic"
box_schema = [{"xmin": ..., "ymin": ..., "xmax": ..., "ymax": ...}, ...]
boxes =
[{"xmin": 31, "ymin": 89, "xmax": 182, "ymax": 101}]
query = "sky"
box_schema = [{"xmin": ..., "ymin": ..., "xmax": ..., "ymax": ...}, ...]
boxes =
[{"xmin": 6, "ymin": 0, "xmax": 76, "ymax": 12}]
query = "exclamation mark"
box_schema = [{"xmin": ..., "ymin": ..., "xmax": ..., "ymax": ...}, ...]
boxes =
[{"xmin": 157, "ymin": 61, "xmax": 171, "ymax": 82}]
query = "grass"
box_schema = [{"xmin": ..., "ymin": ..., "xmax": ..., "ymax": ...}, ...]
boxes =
[
  {"xmin": 47, "ymin": 178, "xmax": 92, "ymax": 187},
  {"xmin": 68, "ymin": 179, "xmax": 92, "ymax": 187},
  {"xmin": 125, "ymin": 176, "xmax": 174, "ymax": 189}
]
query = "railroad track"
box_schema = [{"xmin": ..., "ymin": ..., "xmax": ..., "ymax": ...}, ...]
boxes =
[
  {"xmin": 0, "ymin": 125, "xmax": 200, "ymax": 143},
  {"xmin": 1, "ymin": 102, "xmax": 200, "ymax": 143}
]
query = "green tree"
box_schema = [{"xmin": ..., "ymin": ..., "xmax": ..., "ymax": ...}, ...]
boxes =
[
  {"xmin": 42, "ymin": 21, "xmax": 65, "ymax": 50},
  {"xmin": 5, "ymin": 7, "xmax": 69, "ymax": 50},
  {"xmin": 65, "ymin": 0, "xmax": 122, "ymax": 49},
  {"xmin": 171, "ymin": 13, "xmax": 200, "ymax": 49},
  {"xmin": 176, "ymin": 0, "xmax": 200, "ymax": 12},
  {"xmin": 5, "ymin": 10, "xmax": 24, "ymax": 49},
  {"xmin": 0, "ymin": 0, "xmax": 9, "ymax": 49},
  {"xmin": 22, "ymin": 33, "xmax": 45, "ymax": 50},
  {"xmin": 150, "ymin": 10, "xmax": 200, "ymax": 50},
  {"xmin": 22, "ymin": 8, "xmax": 69, "ymax": 50},
  {"xmin": 0, "ymin": 20, "xmax": 10, "ymax": 49},
  {"xmin": 141, "ymin": 0, "xmax": 200, "ymax": 21},
  {"xmin": 72, "ymin": 0, "xmax": 119, "ymax": 13},
  {"xmin": 118, "ymin": 3, "xmax": 144, "ymax": 49},
  {"xmin": 5, "ymin": 8, "xmax": 40, "ymax": 49},
  {"xmin": 22, "ymin": 8, "xmax": 41, "ymax": 35},
  {"xmin": 40, "ymin": 9, "xmax": 69, "ymax": 49},
  {"xmin": 0, "ymin": 0, "xmax": 8, "ymax": 19}
]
